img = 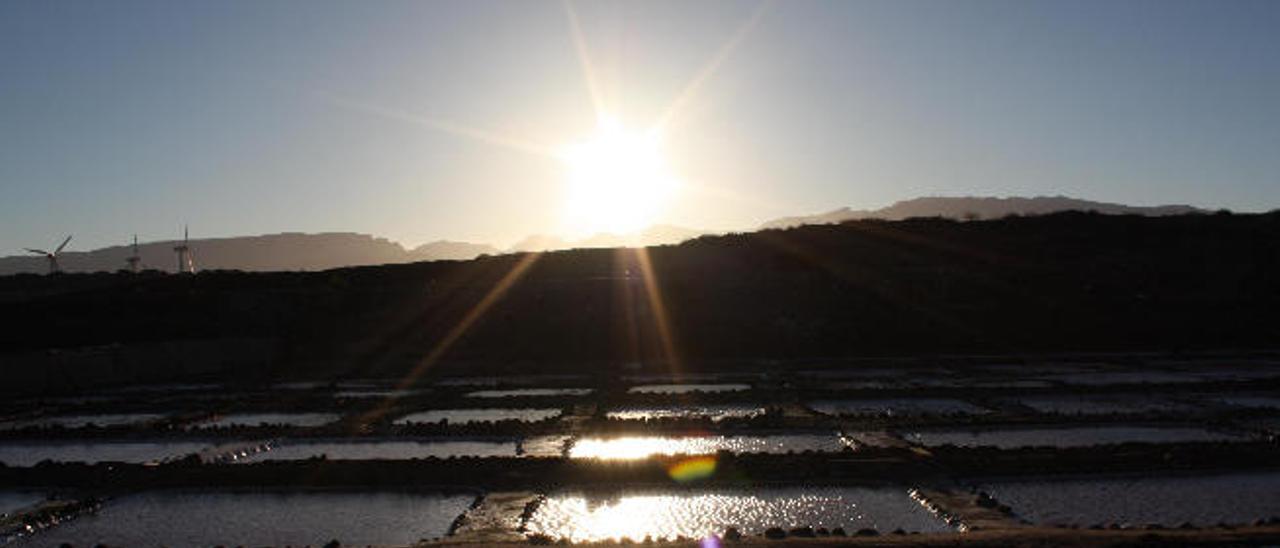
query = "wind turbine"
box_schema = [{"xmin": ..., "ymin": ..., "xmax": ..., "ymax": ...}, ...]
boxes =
[
  {"xmin": 173, "ymin": 226, "xmax": 195, "ymax": 274},
  {"xmin": 125, "ymin": 235, "xmax": 141, "ymax": 273},
  {"xmin": 25, "ymin": 235, "xmax": 72, "ymax": 274}
]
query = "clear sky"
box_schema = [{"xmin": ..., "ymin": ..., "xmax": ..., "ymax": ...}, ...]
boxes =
[{"xmin": 3, "ymin": 0, "xmax": 1278, "ymax": 252}]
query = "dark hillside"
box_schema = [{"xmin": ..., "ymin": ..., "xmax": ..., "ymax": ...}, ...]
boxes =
[{"xmin": 1, "ymin": 211, "xmax": 1277, "ymax": 384}]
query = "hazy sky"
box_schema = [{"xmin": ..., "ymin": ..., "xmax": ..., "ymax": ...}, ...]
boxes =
[{"xmin": 3, "ymin": 0, "xmax": 1278, "ymax": 252}]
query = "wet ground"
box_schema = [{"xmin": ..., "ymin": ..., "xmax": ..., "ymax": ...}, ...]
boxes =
[{"xmin": 2, "ymin": 350, "xmax": 1279, "ymax": 546}]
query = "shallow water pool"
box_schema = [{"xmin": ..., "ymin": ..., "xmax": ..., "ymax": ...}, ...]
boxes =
[
  {"xmin": 902, "ymin": 426, "xmax": 1246, "ymax": 449},
  {"xmin": 0, "ymin": 441, "xmax": 211, "ymax": 466},
  {"xmin": 607, "ymin": 404, "xmax": 765, "ymax": 422},
  {"xmin": 238, "ymin": 439, "xmax": 518, "ymax": 461},
  {"xmin": 394, "ymin": 408, "xmax": 561, "ymax": 424},
  {"xmin": 525, "ymin": 487, "xmax": 952, "ymax": 542},
  {"xmin": 569, "ymin": 435, "xmax": 842, "ymax": 460},
  {"xmin": 978, "ymin": 472, "xmax": 1280, "ymax": 527},
  {"xmin": 16, "ymin": 490, "xmax": 473, "ymax": 547}
]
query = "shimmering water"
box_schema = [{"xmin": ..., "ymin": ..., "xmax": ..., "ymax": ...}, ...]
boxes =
[
  {"xmin": 15, "ymin": 491, "xmax": 473, "ymax": 547},
  {"xmin": 607, "ymin": 404, "xmax": 765, "ymax": 422},
  {"xmin": 194, "ymin": 412, "xmax": 341, "ymax": 428},
  {"xmin": 239, "ymin": 439, "xmax": 517, "ymax": 461},
  {"xmin": 903, "ymin": 426, "xmax": 1245, "ymax": 449},
  {"xmin": 0, "ymin": 413, "xmax": 165, "ymax": 430},
  {"xmin": 525, "ymin": 487, "xmax": 953, "ymax": 542},
  {"xmin": 1209, "ymin": 395, "xmax": 1280, "ymax": 409},
  {"xmin": 810, "ymin": 398, "xmax": 987, "ymax": 417},
  {"xmin": 0, "ymin": 491, "xmax": 45, "ymax": 517},
  {"xmin": 627, "ymin": 384, "xmax": 751, "ymax": 394},
  {"xmin": 1044, "ymin": 371, "xmax": 1204, "ymax": 386},
  {"xmin": 335, "ymin": 388, "xmax": 422, "ymax": 398},
  {"xmin": 980, "ymin": 472, "xmax": 1280, "ymax": 526},
  {"xmin": 0, "ymin": 441, "xmax": 211, "ymax": 466},
  {"xmin": 569, "ymin": 435, "xmax": 843, "ymax": 460},
  {"xmin": 1017, "ymin": 395, "xmax": 1193, "ymax": 415},
  {"xmin": 394, "ymin": 408, "xmax": 561, "ymax": 425},
  {"xmin": 466, "ymin": 388, "xmax": 593, "ymax": 398}
]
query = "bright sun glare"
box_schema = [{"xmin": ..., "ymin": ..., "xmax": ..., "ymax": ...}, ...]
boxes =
[{"xmin": 559, "ymin": 116, "xmax": 680, "ymax": 238}]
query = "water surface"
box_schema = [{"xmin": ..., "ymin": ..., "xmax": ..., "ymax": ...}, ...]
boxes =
[
  {"xmin": 0, "ymin": 413, "xmax": 165, "ymax": 430},
  {"xmin": 569, "ymin": 435, "xmax": 842, "ymax": 460},
  {"xmin": 607, "ymin": 404, "xmax": 765, "ymax": 422},
  {"xmin": 810, "ymin": 399, "xmax": 987, "ymax": 417},
  {"xmin": 979, "ymin": 472, "xmax": 1280, "ymax": 526},
  {"xmin": 466, "ymin": 388, "xmax": 593, "ymax": 398},
  {"xmin": 395, "ymin": 408, "xmax": 560, "ymax": 425},
  {"xmin": 16, "ymin": 491, "xmax": 473, "ymax": 547},
  {"xmin": 0, "ymin": 491, "xmax": 45, "ymax": 517},
  {"xmin": 903, "ymin": 426, "xmax": 1245, "ymax": 449},
  {"xmin": 526, "ymin": 487, "xmax": 952, "ymax": 542},
  {"xmin": 0, "ymin": 441, "xmax": 211, "ymax": 466},
  {"xmin": 1016, "ymin": 395, "xmax": 1192, "ymax": 415},
  {"xmin": 194, "ymin": 412, "xmax": 341, "ymax": 428},
  {"xmin": 627, "ymin": 384, "xmax": 751, "ymax": 394},
  {"xmin": 239, "ymin": 439, "xmax": 517, "ymax": 461}
]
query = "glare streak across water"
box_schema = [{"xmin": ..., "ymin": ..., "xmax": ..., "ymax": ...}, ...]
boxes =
[
  {"xmin": 525, "ymin": 487, "xmax": 953, "ymax": 542},
  {"xmin": 569, "ymin": 435, "xmax": 842, "ymax": 460},
  {"xmin": 607, "ymin": 405, "xmax": 764, "ymax": 422}
]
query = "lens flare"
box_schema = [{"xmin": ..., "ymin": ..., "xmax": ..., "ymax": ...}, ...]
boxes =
[{"xmin": 667, "ymin": 455, "xmax": 717, "ymax": 483}]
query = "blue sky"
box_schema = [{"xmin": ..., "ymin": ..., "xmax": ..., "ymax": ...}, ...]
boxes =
[{"xmin": 2, "ymin": 0, "xmax": 1278, "ymax": 252}]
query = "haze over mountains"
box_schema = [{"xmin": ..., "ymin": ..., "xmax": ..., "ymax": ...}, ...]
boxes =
[{"xmin": 0, "ymin": 196, "xmax": 1206, "ymax": 274}]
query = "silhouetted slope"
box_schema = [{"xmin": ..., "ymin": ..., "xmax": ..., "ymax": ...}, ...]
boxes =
[
  {"xmin": 761, "ymin": 196, "xmax": 1205, "ymax": 229},
  {"xmin": 1, "ymin": 211, "xmax": 1276, "ymax": 382}
]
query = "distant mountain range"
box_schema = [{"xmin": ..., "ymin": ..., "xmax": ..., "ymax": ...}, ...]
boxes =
[
  {"xmin": 759, "ymin": 195, "xmax": 1205, "ymax": 230},
  {"xmin": 0, "ymin": 196, "xmax": 1208, "ymax": 274}
]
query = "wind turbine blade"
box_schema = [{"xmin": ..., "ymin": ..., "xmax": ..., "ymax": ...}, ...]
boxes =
[
  {"xmin": 25, "ymin": 248, "xmax": 49, "ymax": 255},
  {"xmin": 55, "ymin": 235, "xmax": 72, "ymax": 253}
]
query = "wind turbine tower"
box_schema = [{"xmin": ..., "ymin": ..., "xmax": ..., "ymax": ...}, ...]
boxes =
[
  {"xmin": 173, "ymin": 226, "xmax": 195, "ymax": 274},
  {"xmin": 125, "ymin": 235, "xmax": 142, "ymax": 273},
  {"xmin": 25, "ymin": 235, "xmax": 72, "ymax": 274}
]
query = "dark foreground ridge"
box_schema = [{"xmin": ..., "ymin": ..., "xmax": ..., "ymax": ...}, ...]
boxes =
[{"xmin": 1, "ymin": 210, "xmax": 1278, "ymax": 391}]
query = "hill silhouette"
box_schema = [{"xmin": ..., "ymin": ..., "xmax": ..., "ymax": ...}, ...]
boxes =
[
  {"xmin": 761, "ymin": 196, "xmax": 1205, "ymax": 229},
  {"xmin": 0, "ymin": 233, "xmax": 499, "ymax": 275},
  {"xmin": 1, "ymin": 210, "xmax": 1276, "ymax": 387}
]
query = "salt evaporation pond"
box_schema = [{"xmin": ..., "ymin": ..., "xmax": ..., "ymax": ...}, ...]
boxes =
[
  {"xmin": 569, "ymin": 435, "xmax": 843, "ymax": 460},
  {"xmin": 395, "ymin": 408, "xmax": 561, "ymax": 425},
  {"xmin": 0, "ymin": 491, "xmax": 45, "ymax": 517},
  {"xmin": 979, "ymin": 472, "xmax": 1280, "ymax": 527},
  {"xmin": 1016, "ymin": 395, "xmax": 1193, "ymax": 415},
  {"xmin": 525, "ymin": 487, "xmax": 952, "ymax": 542},
  {"xmin": 0, "ymin": 413, "xmax": 165, "ymax": 430},
  {"xmin": 810, "ymin": 399, "xmax": 987, "ymax": 417},
  {"xmin": 238, "ymin": 439, "xmax": 518, "ymax": 461},
  {"xmin": 466, "ymin": 388, "xmax": 593, "ymax": 398},
  {"xmin": 607, "ymin": 404, "xmax": 765, "ymax": 422},
  {"xmin": 0, "ymin": 441, "xmax": 211, "ymax": 466},
  {"xmin": 902, "ymin": 426, "xmax": 1246, "ymax": 449},
  {"xmin": 627, "ymin": 383, "xmax": 751, "ymax": 394},
  {"xmin": 1043, "ymin": 371, "xmax": 1205, "ymax": 386},
  {"xmin": 16, "ymin": 491, "xmax": 473, "ymax": 547},
  {"xmin": 1207, "ymin": 395, "xmax": 1280, "ymax": 409},
  {"xmin": 335, "ymin": 388, "xmax": 422, "ymax": 398},
  {"xmin": 194, "ymin": 412, "xmax": 341, "ymax": 428}
]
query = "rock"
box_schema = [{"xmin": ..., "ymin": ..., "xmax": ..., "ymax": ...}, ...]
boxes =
[
  {"xmin": 816, "ymin": 527, "xmax": 829, "ymax": 536},
  {"xmin": 323, "ymin": 540, "xmax": 341, "ymax": 548},
  {"xmin": 855, "ymin": 528, "xmax": 879, "ymax": 536},
  {"xmin": 527, "ymin": 533, "xmax": 554, "ymax": 545},
  {"xmin": 722, "ymin": 527, "xmax": 742, "ymax": 541},
  {"xmin": 892, "ymin": 528, "xmax": 907, "ymax": 535},
  {"xmin": 763, "ymin": 527, "xmax": 786, "ymax": 539},
  {"xmin": 831, "ymin": 527, "xmax": 847, "ymax": 536}
]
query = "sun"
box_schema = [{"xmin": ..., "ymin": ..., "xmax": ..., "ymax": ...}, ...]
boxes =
[{"xmin": 559, "ymin": 116, "xmax": 680, "ymax": 237}]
